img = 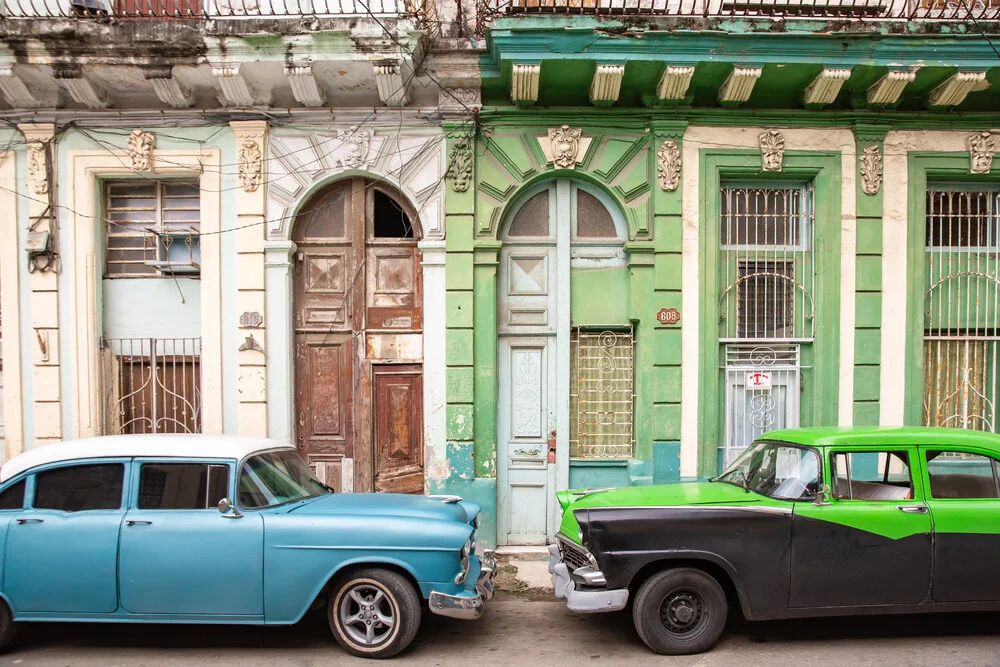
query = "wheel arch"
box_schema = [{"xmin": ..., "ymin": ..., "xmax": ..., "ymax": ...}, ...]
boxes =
[
  {"xmin": 298, "ymin": 558, "xmax": 425, "ymax": 624},
  {"xmin": 627, "ymin": 553, "xmax": 753, "ymax": 621}
]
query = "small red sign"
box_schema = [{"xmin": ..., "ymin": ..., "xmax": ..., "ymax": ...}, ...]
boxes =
[{"xmin": 657, "ymin": 308, "xmax": 681, "ymax": 325}]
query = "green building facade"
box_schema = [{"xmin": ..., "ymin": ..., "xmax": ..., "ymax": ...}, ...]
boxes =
[{"xmin": 431, "ymin": 14, "xmax": 1000, "ymax": 547}]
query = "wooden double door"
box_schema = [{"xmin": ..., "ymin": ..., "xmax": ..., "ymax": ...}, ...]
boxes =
[{"xmin": 292, "ymin": 178, "xmax": 424, "ymax": 494}]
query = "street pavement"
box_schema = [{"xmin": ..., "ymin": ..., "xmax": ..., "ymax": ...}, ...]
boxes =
[{"xmin": 2, "ymin": 601, "xmax": 999, "ymax": 666}]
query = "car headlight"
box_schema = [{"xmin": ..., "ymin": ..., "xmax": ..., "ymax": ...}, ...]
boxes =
[{"xmin": 454, "ymin": 539, "xmax": 472, "ymax": 585}]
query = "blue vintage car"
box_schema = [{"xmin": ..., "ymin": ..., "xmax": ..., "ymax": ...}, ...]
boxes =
[{"xmin": 0, "ymin": 435, "xmax": 494, "ymax": 658}]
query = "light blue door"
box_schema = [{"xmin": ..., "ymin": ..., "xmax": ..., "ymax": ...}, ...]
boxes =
[
  {"xmin": 117, "ymin": 460, "xmax": 265, "ymax": 616},
  {"xmin": 4, "ymin": 462, "xmax": 128, "ymax": 613}
]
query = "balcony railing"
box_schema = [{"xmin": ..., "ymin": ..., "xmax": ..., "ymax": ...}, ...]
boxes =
[
  {"xmin": 1, "ymin": 0, "xmax": 417, "ymax": 18},
  {"xmin": 494, "ymin": 0, "xmax": 1000, "ymax": 19}
]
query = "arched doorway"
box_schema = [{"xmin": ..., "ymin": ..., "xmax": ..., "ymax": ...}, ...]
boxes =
[
  {"xmin": 497, "ymin": 179, "xmax": 628, "ymax": 545},
  {"xmin": 292, "ymin": 178, "xmax": 424, "ymax": 494}
]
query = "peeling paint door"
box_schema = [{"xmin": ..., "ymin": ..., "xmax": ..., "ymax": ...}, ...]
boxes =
[
  {"xmin": 498, "ymin": 181, "xmax": 568, "ymax": 546},
  {"xmin": 293, "ymin": 179, "xmax": 424, "ymax": 494}
]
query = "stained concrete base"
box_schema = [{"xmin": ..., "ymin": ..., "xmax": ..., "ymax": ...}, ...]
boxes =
[{"xmin": 509, "ymin": 560, "xmax": 554, "ymax": 590}]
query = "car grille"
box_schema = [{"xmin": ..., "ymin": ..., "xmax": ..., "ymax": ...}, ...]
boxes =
[{"xmin": 560, "ymin": 540, "xmax": 592, "ymax": 572}]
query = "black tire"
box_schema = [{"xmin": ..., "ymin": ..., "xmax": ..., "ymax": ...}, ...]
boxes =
[
  {"xmin": 328, "ymin": 568, "xmax": 421, "ymax": 659},
  {"xmin": 632, "ymin": 567, "xmax": 727, "ymax": 655},
  {"xmin": 0, "ymin": 598, "xmax": 19, "ymax": 653}
]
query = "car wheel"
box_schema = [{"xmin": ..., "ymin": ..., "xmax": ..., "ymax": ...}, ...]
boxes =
[
  {"xmin": 0, "ymin": 598, "xmax": 19, "ymax": 653},
  {"xmin": 328, "ymin": 568, "xmax": 421, "ymax": 659},
  {"xmin": 632, "ymin": 567, "xmax": 727, "ymax": 655}
]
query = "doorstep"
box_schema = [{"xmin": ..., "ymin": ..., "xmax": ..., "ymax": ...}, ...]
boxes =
[{"xmin": 495, "ymin": 545, "xmax": 551, "ymax": 562}]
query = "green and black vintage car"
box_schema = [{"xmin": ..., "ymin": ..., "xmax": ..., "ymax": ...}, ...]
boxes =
[{"xmin": 549, "ymin": 427, "xmax": 1000, "ymax": 655}]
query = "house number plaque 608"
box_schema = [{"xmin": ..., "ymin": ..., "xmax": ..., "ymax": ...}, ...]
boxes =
[{"xmin": 656, "ymin": 308, "xmax": 680, "ymax": 325}]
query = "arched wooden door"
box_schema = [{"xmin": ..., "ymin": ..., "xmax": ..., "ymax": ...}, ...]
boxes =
[{"xmin": 292, "ymin": 178, "xmax": 424, "ymax": 494}]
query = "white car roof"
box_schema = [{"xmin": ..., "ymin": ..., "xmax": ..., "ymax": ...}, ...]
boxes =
[{"xmin": 0, "ymin": 434, "xmax": 295, "ymax": 483}]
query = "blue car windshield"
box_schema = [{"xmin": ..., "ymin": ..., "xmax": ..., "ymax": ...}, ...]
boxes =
[{"xmin": 239, "ymin": 450, "xmax": 330, "ymax": 509}]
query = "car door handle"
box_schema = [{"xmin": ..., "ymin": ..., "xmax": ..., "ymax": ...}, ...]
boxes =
[
  {"xmin": 125, "ymin": 520, "xmax": 153, "ymax": 526},
  {"xmin": 897, "ymin": 505, "xmax": 928, "ymax": 514},
  {"xmin": 15, "ymin": 518, "xmax": 43, "ymax": 524}
]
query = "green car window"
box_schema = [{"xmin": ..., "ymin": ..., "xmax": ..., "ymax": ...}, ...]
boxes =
[
  {"xmin": 717, "ymin": 441, "xmax": 820, "ymax": 501},
  {"xmin": 925, "ymin": 451, "xmax": 1000, "ymax": 499},
  {"xmin": 831, "ymin": 451, "xmax": 913, "ymax": 501}
]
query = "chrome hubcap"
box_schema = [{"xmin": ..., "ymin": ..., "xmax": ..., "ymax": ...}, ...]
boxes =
[{"xmin": 339, "ymin": 583, "xmax": 396, "ymax": 647}]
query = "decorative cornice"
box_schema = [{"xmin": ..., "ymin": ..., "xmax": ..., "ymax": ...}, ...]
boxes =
[
  {"xmin": 867, "ymin": 70, "xmax": 916, "ymax": 105},
  {"xmin": 285, "ymin": 64, "xmax": 326, "ymax": 108},
  {"xmin": 718, "ymin": 67, "xmax": 762, "ymax": 104},
  {"xmin": 929, "ymin": 71, "xmax": 988, "ymax": 107},
  {"xmin": 803, "ymin": 68, "xmax": 851, "ymax": 106},
  {"xmin": 511, "ymin": 64, "xmax": 541, "ymax": 106},
  {"xmin": 590, "ymin": 64, "xmax": 624, "ymax": 106},
  {"xmin": 655, "ymin": 66, "xmax": 695, "ymax": 102}
]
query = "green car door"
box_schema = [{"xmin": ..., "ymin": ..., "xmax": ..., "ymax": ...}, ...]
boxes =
[
  {"xmin": 920, "ymin": 446, "xmax": 1000, "ymax": 603},
  {"xmin": 790, "ymin": 447, "xmax": 933, "ymax": 608}
]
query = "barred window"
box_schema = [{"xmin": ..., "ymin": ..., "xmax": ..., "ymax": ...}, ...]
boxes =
[
  {"xmin": 105, "ymin": 181, "xmax": 201, "ymax": 277},
  {"xmin": 737, "ymin": 261, "xmax": 795, "ymax": 339},
  {"xmin": 569, "ymin": 327, "xmax": 635, "ymax": 459},
  {"xmin": 720, "ymin": 186, "xmax": 806, "ymax": 249},
  {"xmin": 926, "ymin": 188, "xmax": 1000, "ymax": 249}
]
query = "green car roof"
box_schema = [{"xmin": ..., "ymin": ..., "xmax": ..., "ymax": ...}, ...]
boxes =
[{"xmin": 761, "ymin": 426, "xmax": 1000, "ymax": 452}]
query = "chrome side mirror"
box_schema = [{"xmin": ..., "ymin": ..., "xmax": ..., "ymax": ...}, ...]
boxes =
[
  {"xmin": 813, "ymin": 483, "xmax": 833, "ymax": 506},
  {"xmin": 218, "ymin": 498, "xmax": 243, "ymax": 519}
]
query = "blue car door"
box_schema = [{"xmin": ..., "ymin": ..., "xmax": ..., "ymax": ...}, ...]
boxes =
[
  {"xmin": 117, "ymin": 460, "xmax": 264, "ymax": 616},
  {"xmin": 4, "ymin": 461, "xmax": 128, "ymax": 614}
]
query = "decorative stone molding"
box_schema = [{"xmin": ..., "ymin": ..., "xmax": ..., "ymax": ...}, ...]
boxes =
[
  {"xmin": 337, "ymin": 127, "xmax": 371, "ymax": 169},
  {"xmin": 26, "ymin": 140, "xmax": 48, "ymax": 195},
  {"xmin": 511, "ymin": 64, "xmax": 541, "ymax": 105},
  {"xmin": 266, "ymin": 129, "xmax": 446, "ymax": 242},
  {"xmin": 969, "ymin": 131, "xmax": 995, "ymax": 174},
  {"xmin": 759, "ymin": 130, "xmax": 785, "ymax": 172},
  {"xmin": 657, "ymin": 140, "xmax": 681, "ymax": 192},
  {"xmin": 804, "ymin": 69, "xmax": 852, "ymax": 106},
  {"xmin": 373, "ymin": 62, "xmax": 410, "ymax": 106},
  {"xmin": 719, "ymin": 67, "xmax": 762, "ymax": 103},
  {"xmin": 867, "ymin": 70, "xmax": 915, "ymax": 105},
  {"xmin": 859, "ymin": 144, "xmax": 883, "ymax": 195},
  {"xmin": 55, "ymin": 69, "xmax": 107, "ymax": 109},
  {"xmin": 0, "ymin": 67, "xmax": 41, "ymax": 108},
  {"xmin": 448, "ymin": 137, "xmax": 473, "ymax": 192},
  {"xmin": 539, "ymin": 126, "xmax": 591, "ymax": 170},
  {"xmin": 212, "ymin": 65, "xmax": 256, "ymax": 107},
  {"xmin": 127, "ymin": 130, "xmax": 156, "ymax": 172},
  {"xmin": 590, "ymin": 64, "xmax": 625, "ymax": 106},
  {"xmin": 655, "ymin": 66, "xmax": 695, "ymax": 101},
  {"xmin": 285, "ymin": 64, "xmax": 326, "ymax": 108},
  {"xmin": 438, "ymin": 87, "xmax": 481, "ymax": 110},
  {"xmin": 929, "ymin": 71, "xmax": 987, "ymax": 107},
  {"xmin": 145, "ymin": 67, "xmax": 193, "ymax": 108},
  {"xmin": 233, "ymin": 125, "xmax": 266, "ymax": 192}
]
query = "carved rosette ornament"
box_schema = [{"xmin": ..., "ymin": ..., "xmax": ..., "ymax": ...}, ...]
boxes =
[
  {"xmin": 237, "ymin": 137, "xmax": 263, "ymax": 192},
  {"xmin": 759, "ymin": 130, "xmax": 785, "ymax": 172},
  {"xmin": 448, "ymin": 137, "xmax": 473, "ymax": 193},
  {"xmin": 338, "ymin": 128, "xmax": 371, "ymax": 169},
  {"xmin": 27, "ymin": 141, "xmax": 48, "ymax": 195},
  {"xmin": 969, "ymin": 131, "xmax": 995, "ymax": 174},
  {"xmin": 549, "ymin": 125, "xmax": 582, "ymax": 169},
  {"xmin": 859, "ymin": 144, "xmax": 883, "ymax": 195},
  {"xmin": 657, "ymin": 140, "xmax": 681, "ymax": 192},
  {"xmin": 127, "ymin": 130, "xmax": 156, "ymax": 172}
]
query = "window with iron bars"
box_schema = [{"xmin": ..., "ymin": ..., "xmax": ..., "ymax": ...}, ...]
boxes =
[
  {"xmin": 105, "ymin": 180, "xmax": 201, "ymax": 278},
  {"xmin": 569, "ymin": 326, "xmax": 635, "ymax": 459},
  {"xmin": 100, "ymin": 338, "xmax": 202, "ymax": 435},
  {"xmin": 923, "ymin": 185, "xmax": 1000, "ymax": 433},
  {"xmin": 719, "ymin": 183, "xmax": 815, "ymax": 341}
]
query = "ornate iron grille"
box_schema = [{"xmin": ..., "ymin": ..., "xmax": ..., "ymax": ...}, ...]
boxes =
[
  {"xmin": 101, "ymin": 337, "xmax": 202, "ymax": 435},
  {"xmin": 724, "ymin": 344, "xmax": 800, "ymax": 466},
  {"xmin": 570, "ymin": 326, "xmax": 635, "ymax": 459},
  {"xmin": 719, "ymin": 184, "xmax": 815, "ymax": 342},
  {"xmin": 923, "ymin": 185, "xmax": 1000, "ymax": 432}
]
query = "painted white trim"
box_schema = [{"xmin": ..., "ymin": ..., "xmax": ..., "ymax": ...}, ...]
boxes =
[
  {"xmin": 680, "ymin": 127, "xmax": 856, "ymax": 477},
  {"xmin": 879, "ymin": 129, "xmax": 1000, "ymax": 426},
  {"xmin": 0, "ymin": 151, "xmax": 23, "ymax": 459},
  {"xmin": 264, "ymin": 240, "xmax": 296, "ymax": 444},
  {"xmin": 419, "ymin": 240, "xmax": 447, "ymax": 492},
  {"xmin": 66, "ymin": 148, "xmax": 223, "ymax": 439}
]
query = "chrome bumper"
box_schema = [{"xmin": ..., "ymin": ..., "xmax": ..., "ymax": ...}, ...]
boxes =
[
  {"xmin": 548, "ymin": 543, "xmax": 629, "ymax": 614},
  {"xmin": 428, "ymin": 549, "xmax": 496, "ymax": 620}
]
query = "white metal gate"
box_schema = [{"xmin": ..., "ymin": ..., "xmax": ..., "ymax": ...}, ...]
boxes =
[{"xmin": 923, "ymin": 185, "xmax": 1000, "ymax": 432}]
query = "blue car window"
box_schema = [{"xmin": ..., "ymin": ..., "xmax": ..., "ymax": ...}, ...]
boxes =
[
  {"xmin": 138, "ymin": 464, "xmax": 230, "ymax": 510},
  {"xmin": 35, "ymin": 464, "xmax": 125, "ymax": 512},
  {"xmin": 239, "ymin": 451, "xmax": 328, "ymax": 509}
]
